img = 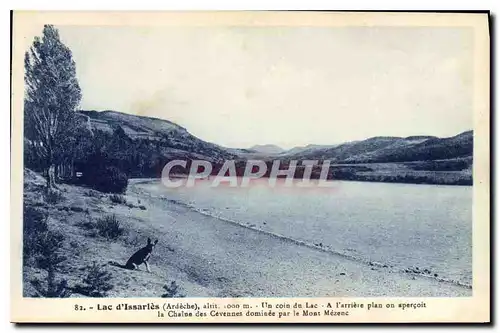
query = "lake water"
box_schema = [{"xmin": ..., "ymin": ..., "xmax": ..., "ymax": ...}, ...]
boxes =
[{"xmin": 138, "ymin": 178, "xmax": 472, "ymax": 286}]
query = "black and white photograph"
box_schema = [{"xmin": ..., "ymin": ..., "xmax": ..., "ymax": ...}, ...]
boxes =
[{"xmin": 10, "ymin": 11, "xmax": 490, "ymax": 323}]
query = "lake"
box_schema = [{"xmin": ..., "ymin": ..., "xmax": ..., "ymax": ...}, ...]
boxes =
[{"xmin": 138, "ymin": 178, "xmax": 472, "ymax": 286}]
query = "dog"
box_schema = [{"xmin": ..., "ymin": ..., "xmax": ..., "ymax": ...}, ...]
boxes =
[{"xmin": 124, "ymin": 238, "xmax": 158, "ymax": 273}]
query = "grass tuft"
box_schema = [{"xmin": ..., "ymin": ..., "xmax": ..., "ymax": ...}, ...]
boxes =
[{"xmin": 96, "ymin": 214, "xmax": 124, "ymax": 240}]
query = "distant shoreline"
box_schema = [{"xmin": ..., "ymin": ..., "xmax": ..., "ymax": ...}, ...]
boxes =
[
  {"xmin": 140, "ymin": 163, "xmax": 472, "ymax": 186},
  {"xmin": 131, "ymin": 173, "xmax": 472, "ymax": 187}
]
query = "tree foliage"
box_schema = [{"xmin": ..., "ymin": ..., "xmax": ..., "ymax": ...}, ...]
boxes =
[
  {"xmin": 77, "ymin": 262, "xmax": 114, "ymax": 297},
  {"xmin": 24, "ymin": 24, "xmax": 82, "ymax": 189}
]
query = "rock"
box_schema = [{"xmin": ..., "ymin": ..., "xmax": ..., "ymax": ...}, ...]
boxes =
[{"xmin": 339, "ymin": 272, "xmax": 346, "ymax": 276}]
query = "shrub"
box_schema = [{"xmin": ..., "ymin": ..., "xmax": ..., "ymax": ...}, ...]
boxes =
[
  {"xmin": 96, "ymin": 214, "xmax": 124, "ymax": 240},
  {"xmin": 86, "ymin": 166, "xmax": 128, "ymax": 194},
  {"xmin": 139, "ymin": 205, "xmax": 147, "ymax": 210},
  {"xmin": 76, "ymin": 262, "xmax": 113, "ymax": 297},
  {"xmin": 44, "ymin": 189, "xmax": 64, "ymax": 204},
  {"xmin": 23, "ymin": 205, "xmax": 67, "ymax": 271},
  {"xmin": 77, "ymin": 219, "xmax": 95, "ymax": 231},
  {"xmin": 31, "ymin": 267, "xmax": 71, "ymax": 298},
  {"xmin": 23, "ymin": 206, "xmax": 49, "ymax": 262},
  {"xmin": 35, "ymin": 230, "xmax": 67, "ymax": 270},
  {"xmin": 109, "ymin": 194, "xmax": 127, "ymax": 205},
  {"xmin": 161, "ymin": 281, "xmax": 186, "ymax": 298},
  {"xmin": 23, "ymin": 206, "xmax": 48, "ymax": 234}
]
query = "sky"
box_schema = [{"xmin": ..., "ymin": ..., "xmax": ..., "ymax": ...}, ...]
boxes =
[{"xmin": 41, "ymin": 25, "xmax": 473, "ymax": 149}]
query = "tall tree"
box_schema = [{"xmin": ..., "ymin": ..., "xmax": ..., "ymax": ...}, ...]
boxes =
[{"xmin": 24, "ymin": 25, "xmax": 82, "ymax": 190}]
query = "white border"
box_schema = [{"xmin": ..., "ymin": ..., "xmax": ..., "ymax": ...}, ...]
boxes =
[{"xmin": 3, "ymin": 1, "xmax": 496, "ymax": 332}]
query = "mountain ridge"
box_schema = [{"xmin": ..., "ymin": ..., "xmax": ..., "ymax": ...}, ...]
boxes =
[
  {"xmin": 79, "ymin": 110, "xmax": 473, "ymax": 164},
  {"xmin": 78, "ymin": 109, "xmax": 235, "ymax": 164},
  {"xmin": 249, "ymin": 144, "xmax": 285, "ymax": 155},
  {"xmin": 282, "ymin": 131, "xmax": 472, "ymax": 163}
]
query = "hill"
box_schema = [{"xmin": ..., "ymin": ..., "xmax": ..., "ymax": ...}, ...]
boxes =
[
  {"xmin": 284, "ymin": 132, "xmax": 471, "ymax": 164},
  {"xmin": 78, "ymin": 110, "xmax": 235, "ymax": 163},
  {"xmin": 280, "ymin": 144, "xmax": 339, "ymax": 156},
  {"xmin": 65, "ymin": 110, "xmax": 473, "ymax": 185},
  {"xmin": 249, "ymin": 144, "xmax": 285, "ymax": 155}
]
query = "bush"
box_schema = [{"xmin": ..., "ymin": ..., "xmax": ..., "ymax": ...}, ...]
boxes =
[
  {"xmin": 75, "ymin": 262, "xmax": 113, "ymax": 297},
  {"xmin": 86, "ymin": 166, "xmax": 128, "ymax": 194},
  {"xmin": 96, "ymin": 214, "xmax": 124, "ymax": 240},
  {"xmin": 23, "ymin": 205, "xmax": 67, "ymax": 271},
  {"xmin": 31, "ymin": 267, "xmax": 71, "ymax": 298},
  {"xmin": 23, "ymin": 206, "xmax": 49, "ymax": 262},
  {"xmin": 161, "ymin": 281, "xmax": 186, "ymax": 298},
  {"xmin": 77, "ymin": 219, "xmax": 95, "ymax": 231},
  {"xmin": 35, "ymin": 230, "xmax": 67, "ymax": 270},
  {"xmin": 44, "ymin": 189, "xmax": 64, "ymax": 204},
  {"xmin": 109, "ymin": 194, "xmax": 127, "ymax": 205}
]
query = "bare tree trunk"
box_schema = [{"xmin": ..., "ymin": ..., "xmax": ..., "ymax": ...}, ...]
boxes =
[
  {"xmin": 45, "ymin": 143, "xmax": 59, "ymax": 191},
  {"xmin": 47, "ymin": 164, "xmax": 57, "ymax": 190}
]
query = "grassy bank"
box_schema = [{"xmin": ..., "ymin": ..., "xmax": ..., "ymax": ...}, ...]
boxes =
[
  {"xmin": 330, "ymin": 159, "xmax": 472, "ymax": 186},
  {"xmin": 22, "ymin": 169, "xmax": 200, "ymax": 298}
]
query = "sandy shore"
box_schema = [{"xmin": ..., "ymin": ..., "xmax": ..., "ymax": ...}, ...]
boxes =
[{"xmin": 22, "ymin": 171, "xmax": 471, "ymax": 298}]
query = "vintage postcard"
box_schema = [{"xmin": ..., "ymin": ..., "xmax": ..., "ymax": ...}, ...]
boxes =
[{"xmin": 10, "ymin": 11, "xmax": 490, "ymax": 323}]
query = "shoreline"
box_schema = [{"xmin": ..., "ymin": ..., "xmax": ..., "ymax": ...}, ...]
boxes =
[
  {"xmin": 131, "ymin": 176, "xmax": 472, "ymax": 187},
  {"xmin": 130, "ymin": 179, "xmax": 472, "ymax": 291},
  {"xmin": 23, "ymin": 170, "xmax": 472, "ymax": 298},
  {"xmin": 128, "ymin": 180, "xmax": 471, "ymax": 296}
]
